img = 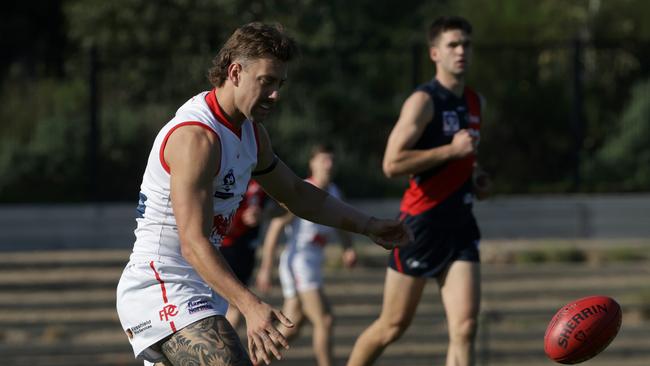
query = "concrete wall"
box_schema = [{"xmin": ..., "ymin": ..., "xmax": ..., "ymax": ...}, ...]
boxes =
[
  {"xmin": 1, "ymin": 194, "xmax": 648, "ymax": 250},
  {"xmin": 354, "ymin": 194, "xmax": 650, "ymax": 239}
]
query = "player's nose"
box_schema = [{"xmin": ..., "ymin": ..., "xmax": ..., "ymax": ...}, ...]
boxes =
[{"xmin": 268, "ymin": 89, "xmax": 280, "ymax": 101}]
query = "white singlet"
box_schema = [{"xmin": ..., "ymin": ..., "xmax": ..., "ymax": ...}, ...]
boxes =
[
  {"xmin": 116, "ymin": 89, "xmax": 258, "ymax": 362},
  {"xmin": 279, "ymin": 181, "xmax": 342, "ymax": 298}
]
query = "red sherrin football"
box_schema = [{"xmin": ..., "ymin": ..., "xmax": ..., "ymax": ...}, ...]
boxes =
[{"xmin": 544, "ymin": 295, "xmax": 622, "ymax": 364}]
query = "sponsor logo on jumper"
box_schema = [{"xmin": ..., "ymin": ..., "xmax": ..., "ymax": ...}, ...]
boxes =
[
  {"xmin": 159, "ymin": 304, "xmax": 179, "ymax": 321},
  {"xmin": 214, "ymin": 190, "xmax": 235, "ymax": 199},
  {"xmin": 557, "ymin": 304, "xmax": 608, "ymax": 349},
  {"xmin": 442, "ymin": 111, "xmax": 460, "ymax": 135},
  {"xmin": 129, "ymin": 320, "xmax": 152, "ymax": 337},
  {"xmin": 188, "ymin": 300, "xmax": 214, "ymax": 314},
  {"xmin": 469, "ymin": 115, "xmax": 480, "ymax": 124}
]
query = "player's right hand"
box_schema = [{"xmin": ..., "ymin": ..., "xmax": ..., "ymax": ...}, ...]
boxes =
[
  {"xmin": 244, "ymin": 301, "xmax": 293, "ymax": 365},
  {"xmin": 450, "ymin": 129, "xmax": 476, "ymax": 158}
]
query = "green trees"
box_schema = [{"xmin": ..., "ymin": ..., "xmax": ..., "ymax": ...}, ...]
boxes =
[
  {"xmin": 584, "ymin": 78, "xmax": 650, "ymax": 190},
  {"xmin": 1, "ymin": 0, "xmax": 649, "ymax": 201}
]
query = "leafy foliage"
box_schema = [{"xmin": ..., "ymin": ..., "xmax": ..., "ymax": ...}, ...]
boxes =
[
  {"xmin": 1, "ymin": 0, "xmax": 649, "ymax": 201},
  {"xmin": 583, "ymin": 78, "xmax": 650, "ymax": 190}
]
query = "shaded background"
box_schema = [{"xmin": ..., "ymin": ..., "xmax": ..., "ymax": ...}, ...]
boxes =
[
  {"xmin": 1, "ymin": 0, "xmax": 649, "ymax": 202},
  {"xmin": 1, "ymin": 2, "xmax": 649, "ymax": 365}
]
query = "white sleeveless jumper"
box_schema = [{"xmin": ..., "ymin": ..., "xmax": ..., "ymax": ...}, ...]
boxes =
[{"xmin": 116, "ymin": 89, "xmax": 258, "ymax": 362}]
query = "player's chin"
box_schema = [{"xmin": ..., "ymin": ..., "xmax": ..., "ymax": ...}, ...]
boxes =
[
  {"xmin": 452, "ymin": 68, "xmax": 467, "ymax": 76},
  {"xmin": 254, "ymin": 106, "xmax": 274, "ymax": 120},
  {"xmin": 249, "ymin": 113, "xmax": 266, "ymax": 123}
]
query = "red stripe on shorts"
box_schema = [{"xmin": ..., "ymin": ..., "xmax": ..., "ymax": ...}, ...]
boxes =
[
  {"xmin": 149, "ymin": 261, "xmax": 169, "ymax": 304},
  {"xmin": 393, "ymin": 248, "xmax": 404, "ymax": 273}
]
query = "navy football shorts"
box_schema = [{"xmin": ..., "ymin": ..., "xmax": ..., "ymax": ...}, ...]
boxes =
[
  {"xmin": 388, "ymin": 212, "xmax": 480, "ymax": 278},
  {"xmin": 220, "ymin": 234, "xmax": 257, "ymax": 285}
]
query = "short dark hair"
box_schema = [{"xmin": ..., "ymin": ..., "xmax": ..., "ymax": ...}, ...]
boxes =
[
  {"xmin": 208, "ymin": 22, "xmax": 299, "ymax": 87},
  {"xmin": 310, "ymin": 143, "xmax": 335, "ymax": 160},
  {"xmin": 428, "ymin": 16, "xmax": 472, "ymax": 46}
]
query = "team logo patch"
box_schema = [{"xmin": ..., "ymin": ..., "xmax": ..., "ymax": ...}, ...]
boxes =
[
  {"xmin": 222, "ymin": 169, "xmax": 235, "ymax": 190},
  {"xmin": 136, "ymin": 192, "xmax": 148, "ymax": 218},
  {"xmin": 442, "ymin": 111, "xmax": 460, "ymax": 135},
  {"xmin": 159, "ymin": 304, "xmax": 178, "ymax": 321},
  {"xmin": 215, "ymin": 169, "xmax": 236, "ymax": 199}
]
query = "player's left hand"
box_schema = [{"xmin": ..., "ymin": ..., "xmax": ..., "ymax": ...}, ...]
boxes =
[
  {"xmin": 473, "ymin": 166, "xmax": 491, "ymax": 200},
  {"xmin": 341, "ymin": 248, "xmax": 357, "ymax": 268},
  {"xmin": 244, "ymin": 301, "xmax": 293, "ymax": 365},
  {"xmin": 242, "ymin": 206, "xmax": 263, "ymax": 227},
  {"xmin": 363, "ymin": 217, "xmax": 412, "ymax": 250}
]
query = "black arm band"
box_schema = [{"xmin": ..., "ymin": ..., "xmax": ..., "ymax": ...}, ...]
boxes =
[{"xmin": 252, "ymin": 155, "xmax": 279, "ymax": 176}]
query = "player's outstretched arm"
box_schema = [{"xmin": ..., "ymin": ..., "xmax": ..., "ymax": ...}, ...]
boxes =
[
  {"xmin": 256, "ymin": 212, "xmax": 293, "ymax": 293},
  {"xmin": 165, "ymin": 125, "xmax": 292, "ymax": 365},
  {"xmin": 253, "ymin": 124, "xmax": 411, "ymax": 250}
]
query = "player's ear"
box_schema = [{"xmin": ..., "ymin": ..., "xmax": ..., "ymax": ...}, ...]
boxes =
[
  {"xmin": 429, "ymin": 46, "xmax": 439, "ymax": 62},
  {"xmin": 228, "ymin": 63, "xmax": 242, "ymax": 86}
]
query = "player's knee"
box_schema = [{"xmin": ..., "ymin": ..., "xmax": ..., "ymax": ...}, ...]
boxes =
[
  {"xmin": 382, "ymin": 323, "xmax": 408, "ymax": 345},
  {"xmin": 377, "ymin": 316, "xmax": 411, "ymax": 344},
  {"xmin": 449, "ymin": 317, "xmax": 478, "ymax": 344},
  {"xmin": 322, "ymin": 312, "xmax": 334, "ymax": 330},
  {"xmin": 310, "ymin": 312, "xmax": 334, "ymax": 332}
]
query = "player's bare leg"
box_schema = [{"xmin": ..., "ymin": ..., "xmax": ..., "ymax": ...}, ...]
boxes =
[
  {"xmin": 299, "ymin": 288, "xmax": 334, "ymax": 366},
  {"xmin": 159, "ymin": 315, "xmax": 252, "ymax": 366},
  {"xmin": 225, "ymin": 305, "xmax": 243, "ymax": 329},
  {"xmin": 437, "ymin": 260, "xmax": 481, "ymax": 366},
  {"xmin": 279, "ymin": 296, "xmax": 303, "ymax": 340},
  {"xmin": 347, "ymin": 268, "xmax": 426, "ymax": 366}
]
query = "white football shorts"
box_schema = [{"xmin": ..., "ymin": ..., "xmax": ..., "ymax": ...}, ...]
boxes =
[
  {"xmin": 278, "ymin": 248, "xmax": 324, "ymax": 298},
  {"xmin": 116, "ymin": 257, "xmax": 227, "ymax": 362}
]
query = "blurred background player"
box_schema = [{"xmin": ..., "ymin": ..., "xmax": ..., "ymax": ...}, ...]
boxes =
[
  {"xmin": 256, "ymin": 144, "xmax": 357, "ymax": 366},
  {"xmin": 221, "ymin": 180, "xmax": 267, "ymax": 328},
  {"xmin": 348, "ymin": 16, "xmax": 490, "ymax": 366}
]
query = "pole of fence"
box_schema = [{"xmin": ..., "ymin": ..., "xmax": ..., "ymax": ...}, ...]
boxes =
[
  {"xmin": 88, "ymin": 44, "xmax": 100, "ymax": 202},
  {"xmin": 570, "ymin": 38, "xmax": 586, "ymax": 191}
]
